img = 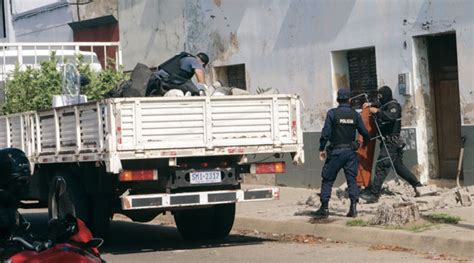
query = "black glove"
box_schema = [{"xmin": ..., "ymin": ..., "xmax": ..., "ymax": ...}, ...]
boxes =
[{"xmin": 48, "ymin": 214, "xmax": 78, "ymax": 243}]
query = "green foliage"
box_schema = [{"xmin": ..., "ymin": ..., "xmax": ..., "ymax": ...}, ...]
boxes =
[
  {"xmin": 424, "ymin": 213, "xmax": 461, "ymax": 224},
  {"xmin": 2, "ymin": 53, "xmax": 128, "ymax": 114},
  {"xmin": 346, "ymin": 219, "xmax": 368, "ymax": 227},
  {"xmin": 76, "ymin": 55, "xmax": 127, "ymax": 101}
]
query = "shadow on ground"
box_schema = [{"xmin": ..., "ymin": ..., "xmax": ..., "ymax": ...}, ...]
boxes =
[
  {"xmin": 102, "ymin": 220, "xmax": 273, "ymax": 255},
  {"xmin": 21, "ymin": 211, "xmax": 272, "ymax": 256}
]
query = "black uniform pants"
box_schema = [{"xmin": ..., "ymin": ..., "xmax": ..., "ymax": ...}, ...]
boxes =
[
  {"xmin": 369, "ymin": 141, "xmax": 419, "ymax": 196},
  {"xmin": 320, "ymin": 149, "xmax": 359, "ymax": 203}
]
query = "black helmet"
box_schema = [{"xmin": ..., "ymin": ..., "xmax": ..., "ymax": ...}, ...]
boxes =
[
  {"xmin": 196, "ymin": 52, "xmax": 209, "ymax": 68},
  {"xmin": 0, "ymin": 148, "xmax": 30, "ymax": 193}
]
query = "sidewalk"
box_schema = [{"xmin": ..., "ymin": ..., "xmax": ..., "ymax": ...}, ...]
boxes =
[
  {"xmin": 151, "ymin": 185, "xmax": 473, "ymax": 257},
  {"xmin": 231, "ymin": 185, "xmax": 474, "ymax": 258}
]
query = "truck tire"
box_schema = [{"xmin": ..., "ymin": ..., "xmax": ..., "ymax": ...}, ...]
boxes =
[
  {"xmin": 123, "ymin": 210, "xmax": 160, "ymax": 223},
  {"xmin": 174, "ymin": 207, "xmax": 215, "ymax": 240},
  {"xmin": 48, "ymin": 173, "xmax": 89, "ymax": 223},
  {"xmin": 174, "ymin": 203, "xmax": 236, "ymax": 240},
  {"xmin": 88, "ymin": 195, "xmax": 112, "ymax": 239},
  {"xmin": 209, "ymin": 203, "xmax": 235, "ymax": 238}
]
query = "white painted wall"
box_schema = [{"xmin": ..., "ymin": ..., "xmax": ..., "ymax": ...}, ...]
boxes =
[
  {"xmin": 8, "ymin": 0, "xmax": 73, "ymax": 42},
  {"xmin": 118, "ymin": 0, "xmax": 473, "ymax": 129},
  {"xmin": 11, "ymin": 0, "xmax": 65, "ymax": 15},
  {"xmin": 118, "ymin": 0, "xmax": 474, "ymax": 182},
  {"xmin": 118, "ymin": 0, "xmax": 186, "ymax": 69}
]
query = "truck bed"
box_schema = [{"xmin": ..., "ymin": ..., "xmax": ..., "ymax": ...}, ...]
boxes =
[{"xmin": 0, "ymin": 95, "xmax": 304, "ymax": 173}]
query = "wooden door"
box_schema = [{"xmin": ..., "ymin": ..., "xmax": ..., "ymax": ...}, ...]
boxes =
[
  {"xmin": 435, "ymin": 79, "xmax": 461, "ymax": 179},
  {"xmin": 429, "ymin": 34, "xmax": 461, "ymax": 179}
]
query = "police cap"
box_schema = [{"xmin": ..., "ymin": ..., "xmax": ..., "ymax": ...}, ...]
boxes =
[{"xmin": 337, "ymin": 88, "xmax": 351, "ymax": 100}]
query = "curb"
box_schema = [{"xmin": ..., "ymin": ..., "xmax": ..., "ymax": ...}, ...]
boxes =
[
  {"xmin": 155, "ymin": 214, "xmax": 473, "ymax": 258},
  {"xmin": 232, "ymin": 217, "xmax": 474, "ymax": 258}
]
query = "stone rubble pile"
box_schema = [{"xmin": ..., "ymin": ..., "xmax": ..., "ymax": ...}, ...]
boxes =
[
  {"xmin": 369, "ymin": 202, "xmax": 420, "ymax": 226},
  {"xmin": 301, "ymin": 180, "xmax": 473, "ymax": 217}
]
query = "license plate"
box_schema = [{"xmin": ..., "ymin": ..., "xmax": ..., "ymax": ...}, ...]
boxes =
[{"xmin": 190, "ymin": 171, "xmax": 222, "ymax": 184}]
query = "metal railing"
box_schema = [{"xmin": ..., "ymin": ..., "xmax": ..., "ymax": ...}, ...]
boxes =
[{"xmin": 0, "ymin": 42, "xmax": 122, "ymax": 82}]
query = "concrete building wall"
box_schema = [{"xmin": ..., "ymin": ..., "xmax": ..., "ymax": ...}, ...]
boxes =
[
  {"xmin": 118, "ymin": 0, "xmax": 187, "ymax": 69},
  {"xmin": 117, "ymin": 0, "xmax": 473, "ymax": 187},
  {"xmin": 10, "ymin": 0, "xmax": 73, "ymax": 42},
  {"xmin": 3, "ymin": 0, "xmax": 119, "ymax": 42},
  {"xmin": 74, "ymin": 0, "xmax": 118, "ymax": 22}
]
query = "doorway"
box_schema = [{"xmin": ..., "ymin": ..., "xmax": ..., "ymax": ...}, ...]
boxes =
[{"xmin": 427, "ymin": 33, "xmax": 461, "ymax": 179}]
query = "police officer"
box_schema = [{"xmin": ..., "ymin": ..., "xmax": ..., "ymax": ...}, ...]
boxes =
[
  {"xmin": 153, "ymin": 52, "xmax": 210, "ymax": 96},
  {"xmin": 313, "ymin": 88, "xmax": 369, "ymax": 218},
  {"xmin": 360, "ymin": 86, "xmax": 423, "ymax": 203}
]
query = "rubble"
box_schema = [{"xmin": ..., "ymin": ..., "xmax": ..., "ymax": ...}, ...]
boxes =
[
  {"xmin": 467, "ymin": 185, "xmax": 474, "ymax": 195},
  {"xmin": 369, "ymin": 202, "xmax": 420, "ymax": 226},
  {"xmin": 455, "ymin": 188, "xmax": 472, "ymax": 207},
  {"xmin": 415, "ymin": 185, "xmax": 439, "ymax": 197},
  {"xmin": 299, "ymin": 180, "xmax": 471, "ymax": 216},
  {"xmin": 305, "ymin": 193, "xmax": 320, "ymax": 207}
]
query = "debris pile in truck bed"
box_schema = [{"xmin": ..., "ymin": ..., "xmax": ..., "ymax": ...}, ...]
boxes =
[{"xmin": 105, "ymin": 63, "xmax": 278, "ymax": 98}]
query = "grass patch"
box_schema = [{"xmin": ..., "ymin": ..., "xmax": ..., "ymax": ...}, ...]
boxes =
[
  {"xmin": 424, "ymin": 213, "xmax": 461, "ymax": 224},
  {"xmin": 346, "ymin": 219, "xmax": 369, "ymax": 227},
  {"xmin": 384, "ymin": 223, "xmax": 433, "ymax": 233},
  {"xmin": 404, "ymin": 223, "xmax": 434, "ymax": 233}
]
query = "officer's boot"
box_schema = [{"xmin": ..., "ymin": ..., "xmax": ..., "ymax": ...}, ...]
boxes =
[
  {"xmin": 346, "ymin": 200, "xmax": 358, "ymax": 218},
  {"xmin": 413, "ymin": 182, "xmax": 423, "ymax": 197},
  {"xmin": 311, "ymin": 201, "xmax": 329, "ymax": 218}
]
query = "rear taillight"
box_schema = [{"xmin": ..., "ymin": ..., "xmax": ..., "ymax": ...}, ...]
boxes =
[
  {"xmin": 119, "ymin": 169, "xmax": 158, "ymax": 182},
  {"xmin": 251, "ymin": 162, "xmax": 286, "ymax": 174}
]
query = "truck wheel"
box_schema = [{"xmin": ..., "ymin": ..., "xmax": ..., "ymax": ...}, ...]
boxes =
[
  {"xmin": 123, "ymin": 210, "xmax": 160, "ymax": 223},
  {"xmin": 209, "ymin": 203, "xmax": 235, "ymax": 238},
  {"xmin": 174, "ymin": 203, "xmax": 236, "ymax": 240},
  {"xmin": 88, "ymin": 195, "xmax": 112, "ymax": 239},
  {"xmin": 48, "ymin": 173, "xmax": 89, "ymax": 223},
  {"xmin": 174, "ymin": 207, "xmax": 214, "ymax": 240}
]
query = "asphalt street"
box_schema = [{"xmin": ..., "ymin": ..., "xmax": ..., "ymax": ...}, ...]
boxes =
[{"xmin": 20, "ymin": 209, "xmax": 464, "ymax": 263}]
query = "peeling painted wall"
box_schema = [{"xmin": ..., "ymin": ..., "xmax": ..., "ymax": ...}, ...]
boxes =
[
  {"xmin": 118, "ymin": 0, "xmax": 186, "ymax": 69},
  {"xmin": 74, "ymin": 0, "xmax": 118, "ymax": 22},
  {"xmin": 118, "ymin": 0, "xmax": 474, "ymax": 184}
]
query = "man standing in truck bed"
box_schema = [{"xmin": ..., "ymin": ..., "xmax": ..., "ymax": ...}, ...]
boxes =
[{"xmin": 153, "ymin": 52, "xmax": 210, "ymax": 96}]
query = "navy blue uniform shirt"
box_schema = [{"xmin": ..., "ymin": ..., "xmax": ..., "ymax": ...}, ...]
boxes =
[{"xmin": 319, "ymin": 104, "xmax": 369, "ymax": 152}]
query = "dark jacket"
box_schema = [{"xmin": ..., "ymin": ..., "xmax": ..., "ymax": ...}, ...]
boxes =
[
  {"xmin": 375, "ymin": 100, "xmax": 402, "ymax": 137},
  {"xmin": 319, "ymin": 104, "xmax": 369, "ymax": 152}
]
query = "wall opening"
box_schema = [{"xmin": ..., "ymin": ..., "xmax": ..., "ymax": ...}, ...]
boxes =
[
  {"xmin": 427, "ymin": 33, "xmax": 461, "ymax": 180},
  {"xmin": 213, "ymin": 64, "xmax": 247, "ymax": 90},
  {"xmin": 331, "ymin": 47, "xmax": 378, "ymax": 108}
]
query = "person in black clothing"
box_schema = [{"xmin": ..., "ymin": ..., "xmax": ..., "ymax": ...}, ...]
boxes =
[
  {"xmin": 0, "ymin": 148, "xmax": 32, "ymax": 258},
  {"xmin": 151, "ymin": 52, "xmax": 210, "ymax": 96},
  {"xmin": 360, "ymin": 86, "xmax": 423, "ymax": 203},
  {"xmin": 313, "ymin": 88, "xmax": 370, "ymax": 218}
]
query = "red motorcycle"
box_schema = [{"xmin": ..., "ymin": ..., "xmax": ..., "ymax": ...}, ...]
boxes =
[
  {"xmin": 0, "ymin": 148, "xmax": 103, "ymax": 262},
  {"xmin": 6, "ymin": 217, "xmax": 103, "ymax": 263}
]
